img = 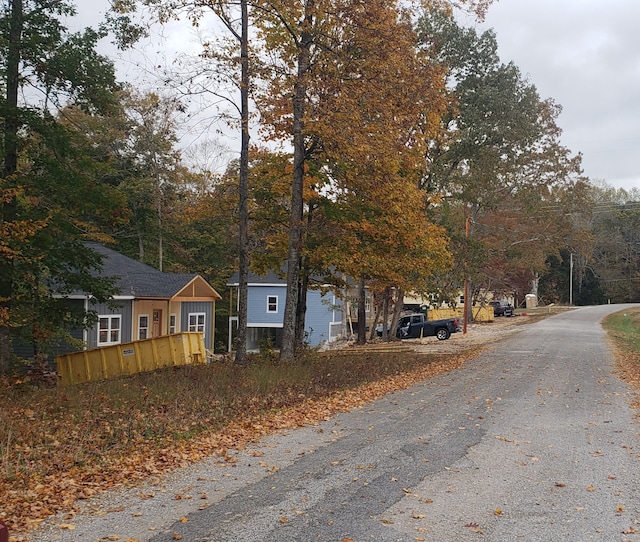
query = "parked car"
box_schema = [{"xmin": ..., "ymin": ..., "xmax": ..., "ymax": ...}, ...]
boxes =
[
  {"xmin": 377, "ymin": 313, "xmax": 461, "ymax": 340},
  {"xmin": 490, "ymin": 300, "xmax": 514, "ymax": 317}
]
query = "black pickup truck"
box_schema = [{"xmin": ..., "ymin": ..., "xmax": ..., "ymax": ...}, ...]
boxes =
[
  {"xmin": 489, "ymin": 300, "xmax": 514, "ymax": 317},
  {"xmin": 378, "ymin": 313, "xmax": 461, "ymax": 340}
]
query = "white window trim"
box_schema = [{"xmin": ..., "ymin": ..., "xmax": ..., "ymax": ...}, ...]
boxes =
[
  {"xmin": 188, "ymin": 312, "xmax": 206, "ymax": 333},
  {"xmin": 267, "ymin": 295, "xmax": 278, "ymax": 313},
  {"xmin": 98, "ymin": 315, "xmax": 122, "ymax": 346},
  {"xmin": 169, "ymin": 313, "xmax": 177, "ymax": 334},
  {"xmin": 138, "ymin": 314, "xmax": 149, "ymax": 340}
]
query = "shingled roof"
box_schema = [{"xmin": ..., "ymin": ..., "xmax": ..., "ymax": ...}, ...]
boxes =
[
  {"xmin": 88, "ymin": 243, "xmax": 216, "ymax": 299},
  {"xmin": 226, "ymin": 269, "xmax": 286, "ymax": 286}
]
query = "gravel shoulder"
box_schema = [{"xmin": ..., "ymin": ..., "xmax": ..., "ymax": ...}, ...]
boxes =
[{"xmin": 410, "ymin": 314, "xmax": 530, "ymax": 353}]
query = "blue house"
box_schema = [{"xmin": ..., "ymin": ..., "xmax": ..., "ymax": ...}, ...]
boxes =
[{"xmin": 226, "ymin": 271, "xmax": 346, "ymax": 352}]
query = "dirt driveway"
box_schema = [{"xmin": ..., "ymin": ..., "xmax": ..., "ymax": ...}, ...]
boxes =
[{"xmin": 348, "ymin": 310, "xmax": 554, "ymax": 355}]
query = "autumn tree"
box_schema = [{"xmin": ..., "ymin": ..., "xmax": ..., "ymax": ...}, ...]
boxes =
[
  {"xmin": 305, "ymin": 1, "xmax": 453, "ymax": 343},
  {"xmin": 130, "ymin": 0, "xmax": 489, "ymax": 359},
  {"xmin": 0, "ymin": 0, "xmax": 132, "ymax": 369},
  {"xmin": 250, "ymin": 0, "xmax": 490, "ymax": 358},
  {"xmin": 585, "ymin": 186, "xmax": 640, "ymax": 303},
  {"xmin": 417, "ymin": 9, "xmax": 585, "ymax": 305},
  {"xmin": 137, "ymin": 0, "xmax": 253, "ymax": 364}
]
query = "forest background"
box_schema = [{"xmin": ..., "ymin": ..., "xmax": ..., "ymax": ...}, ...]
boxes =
[{"xmin": 1, "ymin": 0, "xmax": 639, "ymax": 371}]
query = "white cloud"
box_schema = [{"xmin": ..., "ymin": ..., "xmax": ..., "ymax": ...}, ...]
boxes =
[{"xmin": 476, "ymin": 0, "xmax": 640, "ymax": 190}]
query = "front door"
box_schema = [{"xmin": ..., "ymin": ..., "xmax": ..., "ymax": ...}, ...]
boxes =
[{"xmin": 152, "ymin": 309, "xmax": 162, "ymax": 337}]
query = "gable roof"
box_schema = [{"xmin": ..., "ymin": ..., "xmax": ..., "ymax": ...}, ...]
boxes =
[
  {"xmin": 88, "ymin": 243, "xmax": 221, "ymax": 300},
  {"xmin": 227, "ymin": 269, "xmax": 353, "ymax": 289},
  {"xmin": 227, "ymin": 270, "xmax": 286, "ymax": 287}
]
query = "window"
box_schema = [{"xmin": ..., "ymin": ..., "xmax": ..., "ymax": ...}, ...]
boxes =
[
  {"xmin": 98, "ymin": 315, "xmax": 121, "ymax": 346},
  {"xmin": 267, "ymin": 295, "xmax": 278, "ymax": 313},
  {"xmin": 188, "ymin": 313, "xmax": 206, "ymax": 333},
  {"xmin": 169, "ymin": 314, "xmax": 177, "ymax": 334},
  {"xmin": 138, "ymin": 315, "xmax": 149, "ymax": 340}
]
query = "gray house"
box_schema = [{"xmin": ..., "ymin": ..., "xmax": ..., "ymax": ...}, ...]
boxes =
[{"xmin": 63, "ymin": 244, "xmax": 222, "ymax": 352}]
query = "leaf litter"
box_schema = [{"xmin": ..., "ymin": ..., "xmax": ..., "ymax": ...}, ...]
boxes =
[{"xmin": 1, "ymin": 347, "xmax": 482, "ymax": 537}]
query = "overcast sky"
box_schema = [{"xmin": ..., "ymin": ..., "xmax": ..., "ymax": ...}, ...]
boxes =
[
  {"xmin": 80, "ymin": 0, "xmax": 640, "ymax": 191},
  {"xmin": 474, "ymin": 0, "xmax": 640, "ymax": 191}
]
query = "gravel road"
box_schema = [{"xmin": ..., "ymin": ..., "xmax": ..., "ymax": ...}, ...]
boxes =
[{"xmin": 30, "ymin": 305, "xmax": 640, "ymax": 542}]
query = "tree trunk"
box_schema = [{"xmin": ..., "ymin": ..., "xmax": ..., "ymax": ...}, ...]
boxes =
[
  {"xmin": 280, "ymin": 4, "xmax": 313, "ymax": 363},
  {"xmin": 4, "ymin": 0, "xmax": 20, "ymax": 179},
  {"xmin": 530, "ymin": 273, "xmax": 539, "ymax": 300},
  {"xmin": 381, "ymin": 287, "xmax": 390, "ymax": 341},
  {"xmin": 357, "ymin": 275, "xmax": 366, "ymax": 344},
  {"xmin": 157, "ymin": 201, "xmax": 163, "ymax": 272},
  {"xmin": 156, "ymin": 169, "xmax": 163, "ymax": 271},
  {"xmin": 368, "ymin": 290, "xmax": 382, "ymax": 342},
  {"xmin": 234, "ymin": 0, "xmax": 250, "ymax": 365},
  {"xmin": 342, "ymin": 279, "xmax": 350, "ymax": 340},
  {"xmin": 138, "ymin": 233, "xmax": 144, "ymax": 261},
  {"xmin": 295, "ymin": 263, "xmax": 309, "ymax": 350},
  {"xmin": 390, "ymin": 287, "xmax": 404, "ymax": 338},
  {"xmin": 295, "ymin": 204, "xmax": 317, "ymax": 350},
  {"xmin": 0, "ymin": 0, "xmax": 23, "ymax": 371}
]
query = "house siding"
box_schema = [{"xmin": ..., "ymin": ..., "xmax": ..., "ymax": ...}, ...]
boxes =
[
  {"xmin": 133, "ymin": 300, "xmax": 174, "ymax": 339},
  {"xmin": 242, "ymin": 286, "xmax": 341, "ymax": 348},
  {"xmin": 329, "ymin": 294, "xmax": 344, "ymax": 341},
  {"xmin": 180, "ymin": 301, "xmax": 213, "ymax": 350},
  {"xmin": 247, "ymin": 285, "xmax": 286, "ymax": 326},
  {"xmin": 86, "ymin": 299, "xmax": 133, "ymax": 348},
  {"xmin": 229, "ymin": 272, "xmax": 351, "ymax": 352},
  {"xmin": 303, "ymin": 290, "xmax": 335, "ymax": 346}
]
